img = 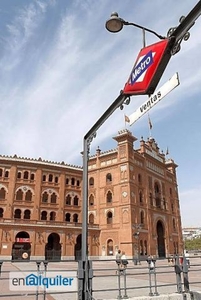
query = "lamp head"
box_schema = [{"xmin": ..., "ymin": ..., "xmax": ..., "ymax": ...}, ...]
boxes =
[{"xmin": 105, "ymin": 12, "xmax": 124, "ymax": 33}]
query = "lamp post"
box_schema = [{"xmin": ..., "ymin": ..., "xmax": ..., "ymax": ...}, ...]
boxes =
[{"xmin": 80, "ymin": 3, "xmax": 201, "ymax": 299}]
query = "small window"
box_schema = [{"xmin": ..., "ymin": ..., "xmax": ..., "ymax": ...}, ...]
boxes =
[
  {"xmin": 24, "ymin": 171, "xmax": 29, "ymax": 180},
  {"xmin": 14, "ymin": 209, "xmax": 21, "ymax": 219},
  {"xmin": 0, "ymin": 208, "xmax": 4, "ymax": 218},
  {"xmin": 0, "ymin": 188, "xmax": 6, "ymax": 200},
  {"xmin": 30, "ymin": 173, "xmax": 35, "ymax": 181},
  {"xmin": 4, "ymin": 171, "xmax": 9, "ymax": 178},
  {"xmin": 106, "ymin": 191, "xmax": 112, "ymax": 203},
  {"xmin": 89, "ymin": 177, "xmax": 94, "ymax": 186},
  {"xmin": 107, "ymin": 211, "xmax": 113, "ymax": 224},
  {"xmin": 65, "ymin": 213, "xmax": 71, "ymax": 222},
  {"xmin": 66, "ymin": 178, "xmax": 69, "ymax": 185},
  {"xmin": 55, "ymin": 176, "xmax": 58, "ymax": 184},
  {"xmin": 41, "ymin": 211, "xmax": 47, "ymax": 220},
  {"xmin": 77, "ymin": 180, "xmax": 80, "ymax": 187},
  {"xmin": 17, "ymin": 172, "xmax": 22, "ymax": 179},
  {"xmin": 73, "ymin": 196, "xmax": 78, "ymax": 206},
  {"xmin": 49, "ymin": 174, "xmax": 53, "ymax": 182},
  {"xmin": 16, "ymin": 189, "xmax": 23, "ymax": 201},
  {"xmin": 71, "ymin": 178, "xmax": 75, "ymax": 185},
  {"xmin": 50, "ymin": 193, "xmax": 57, "ymax": 204},
  {"xmin": 50, "ymin": 211, "xmax": 56, "ymax": 221},
  {"xmin": 106, "ymin": 173, "xmax": 112, "ymax": 182},
  {"xmin": 89, "ymin": 214, "xmax": 94, "ymax": 224},
  {"xmin": 139, "ymin": 191, "xmax": 143, "ymax": 203},
  {"xmin": 73, "ymin": 213, "xmax": 78, "ymax": 223},
  {"xmin": 42, "ymin": 192, "xmax": 48, "ymax": 203},
  {"xmin": 42, "ymin": 175, "xmax": 46, "ymax": 182},
  {"xmin": 140, "ymin": 211, "xmax": 145, "ymax": 224},
  {"xmin": 24, "ymin": 209, "xmax": 31, "ymax": 219},
  {"xmin": 65, "ymin": 194, "xmax": 71, "ymax": 205},
  {"xmin": 25, "ymin": 190, "xmax": 32, "ymax": 201},
  {"xmin": 0, "ymin": 169, "xmax": 2, "ymax": 177},
  {"xmin": 89, "ymin": 194, "xmax": 94, "ymax": 206}
]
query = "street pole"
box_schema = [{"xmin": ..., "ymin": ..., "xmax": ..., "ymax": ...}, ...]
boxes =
[{"xmin": 81, "ymin": 92, "xmax": 128, "ymax": 300}]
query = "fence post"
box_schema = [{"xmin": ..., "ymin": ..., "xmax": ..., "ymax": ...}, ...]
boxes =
[
  {"xmin": 117, "ymin": 264, "xmax": 123, "ymax": 299},
  {"xmin": 174, "ymin": 255, "xmax": 182, "ymax": 293},
  {"xmin": 122, "ymin": 268, "xmax": 129, "ymax": 299},
  {"xmin": 182, "ymin": 255, "xmax": 190, "ymax": 292},
  {"xmin": 147, "ymin": 256, "xmax": 154, "ymax": 296},
  {"xmin": 0, "ymin": 261, "xmax": 3, "ymax": 277},
  {"xmin": 43, "ymin": 261, "xmax": 48, "ymax": 300},
  {"xmin": 36, "ymin": 261, "xmax": 41, "ymax": 300},
  {"xmin": 153, "ymin": 260, "xmax": 159, "ymax": 296}
]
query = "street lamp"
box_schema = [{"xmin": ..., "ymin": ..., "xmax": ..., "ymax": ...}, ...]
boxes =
[{"xmin": 105, "ymin": 12, "xmax": 166, "ymax": 41}]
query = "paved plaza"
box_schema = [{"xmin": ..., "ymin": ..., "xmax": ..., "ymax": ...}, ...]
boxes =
[{"xmin": 0, "ymin": 258, "xmax": 201, "ymax": 300}]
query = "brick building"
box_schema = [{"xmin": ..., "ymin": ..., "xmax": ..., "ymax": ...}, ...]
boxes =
[
  {"xmin": 0, "ymin": 129, "xmax": 183, "ymax": 260},
  {"xmin": 88, "ymin": 130, "xmax": 183, "ymax": 259}
]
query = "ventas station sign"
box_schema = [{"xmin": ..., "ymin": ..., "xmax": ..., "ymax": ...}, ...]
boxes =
[{"xmin": 123, "ymin": 38, "xmax": 174, "ymax": 96}]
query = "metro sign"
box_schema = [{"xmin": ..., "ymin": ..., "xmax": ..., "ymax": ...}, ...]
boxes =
[{"xmin": 123, "ymin": 38, "xmax": 174, "ymax": 96}]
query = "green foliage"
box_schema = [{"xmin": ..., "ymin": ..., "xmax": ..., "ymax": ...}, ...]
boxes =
[{"xmin": 184, "ymin": 237, "xmax": 201, "ymax": 251}]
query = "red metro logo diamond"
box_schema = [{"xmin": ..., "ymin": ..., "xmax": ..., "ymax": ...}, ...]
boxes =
[{"xmin": 123, "ymin": 39, "xmax": 173, "ymax": 96}]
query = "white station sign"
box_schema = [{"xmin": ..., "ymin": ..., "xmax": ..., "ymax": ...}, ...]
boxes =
[{"xmin": 128, "ymin": 72, "xmax": 180, "ymax": 126}]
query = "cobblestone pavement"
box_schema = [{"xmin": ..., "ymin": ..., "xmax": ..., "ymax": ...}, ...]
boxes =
[{"xmin": 0, "ymin": 257, "xmax": 200, "ymax": 300}]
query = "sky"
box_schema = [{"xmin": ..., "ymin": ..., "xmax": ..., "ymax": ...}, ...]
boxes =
[{"xmin": 0, "ymin": 0, "xmax": 201, "ymax": 228}]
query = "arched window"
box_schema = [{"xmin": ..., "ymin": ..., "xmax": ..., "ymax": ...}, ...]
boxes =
[
  {"xmin": 154, "ymin": 182, "xmax": 161, "ymax": 207},
  {"xmin": 106, "ymin": 191, "xmax": 112, "ymax": 203},
  {"xmin": 65, "ymin": 194, "xmax": 71, "ymax": 205},
  {"xmin": 173, "ymin": 218, "xmax": 176, "ymax": 231},
  {"xmin": 89, "ymin": 214, "xmax": 94, "ymax": 224},
  {"xmin": 55, "ymin": 176, "xmax": 58, "ymax": 183},
  {"xmin": 138, "ymin": 174, "xmax": 142, "ymax": 184},
  {"xmin": 50, "ymin": 193, "xmax": 57, "ymax": 204},
  {"xmin": 71, "ymin": 178, "xmax": 75, "ymax": 185},
  {"xmin": 149, "ymin": 193, "xmax": 153, "ymax": 206},
  {"xmin": 139, "ymin": 191, "xmax": 143, "ymax": 203},
  {"xmin": 107, "ymin": 211, "xmax": 113, "ymax": 224},
  {"xmin": 14, "ymin": 209, "xmax": 21, "ymax": 219},
  {"xmin": 50, "ymin": 211, "xmax": 56, "ymax": 221},
  {"xmin": 66, "ymin": 178, "xmax": 69, "ymax": 185},
  {"xmin": 89, "ymin": 194, "xmax": 94, "ymax": 206},
  {"xmin": 89, "ymin": 177, "xmax": 94, "ymax": 186},
  {"xmin": 140, "ymin": 211, "xmax": 145, "ymax": 225},
  {"xmin": 106, "ymin": 173, "xmax": 112, "ymax": 183},
  {"xmin": 30, "ymin": 173, "xmax": 35, "ymax": 181},
  {"xmin": 77, "ymin": 180, "xmax": 80, "ymax": 187},
  {"xmin": 42, "ymin": 175, "xmax": 46, "ymax": 182},
  {"xmin": 24, "ymin": 209, "xmax": 31, "ymax": 219},
  {"xmin": 65, "ymin": 213, "xmax": 71, "ymax": 222},
  {"xmin": 0, "ymin": 169, "xmax": 2, "ymax": 177},
  {"xmin": 25, "ymin": 190, "xmax": 32, "ymax": 201},
  {"xmin": 16, "ymin": 189, "xmax": 23, "ymax": 201},
  {"xmin": 42, "ymin": 192, "xmax": 48, "ymax": 203},
  {"xmin": 17, "ymin": 172, "xmax": 21, "ymax": 179},
  {"xmin": 0, "ymin": 187, "xmax": 6, "ymax": 200},
  {"xmin": 73, "ymin": 214, "xmax": 78, "ymax": 223},
  {"xmin": 23, "ymin": 171, "xmax": 29, "ymax": 180},
  {"xmin": 0, "ymin": 208, "xmax": 4, "ymax": 218},
  {"xmin": 73, "ymin": 196, "xmax": 78, "ymax": 206},
  {"xmin": 48, "ymin": 174, "xmax": 53, "ymax": 182},
  {"xmin": 41, "ymin": 211, "xmax": 47, "ymax": 220},
  {"xmin": 5, "ymin": 170, "xmax": 9, "ymax": 178}
]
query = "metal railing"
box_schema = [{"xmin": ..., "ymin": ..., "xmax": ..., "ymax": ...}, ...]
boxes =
[{"xmin": 0, "ymin": 255, "xmax": 200, "ymax": 299}]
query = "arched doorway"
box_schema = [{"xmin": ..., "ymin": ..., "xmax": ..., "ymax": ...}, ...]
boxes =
[
  {"xmin": 12, "ymin": 231, "xmax": 31, "ymax": 261},
  {"xmin": 45, "ymin": 233, "xmax": 61, "ymax": 261},
  {"xmin": 107, "ymin": 239, "xmax": 114, "ymax": 256},
  {"xmin": 157, "ymin": 221, "xmax": 166, "ymax": 257},
  {"xmin": 74, "ymin": 234, "xmax": 82, "ymax": 261}
]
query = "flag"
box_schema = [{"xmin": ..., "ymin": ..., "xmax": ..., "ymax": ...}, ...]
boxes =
[
  {"xmin": 148, "ymin": 115, "xmax": 152, "ymax": 130},
  {"xmin": 124, "ymin": 115, "xmax": 130, "ymax": 123},
  {"xmin": 166, "ymin": 147, "xmax": 169, "ymax": 156}
]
